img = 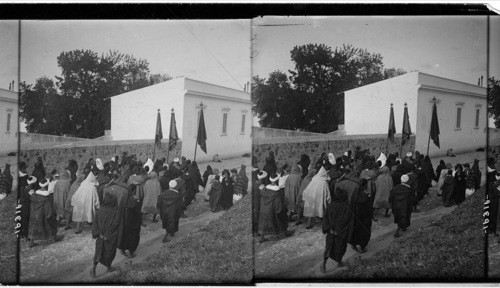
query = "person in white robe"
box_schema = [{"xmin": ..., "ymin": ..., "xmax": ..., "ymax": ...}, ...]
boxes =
[
  {"xmin": 71, "ymin": 172, "xmax": 100, "ymax": 234},
  {"xmin": 302, "ymin": 166, "xmax": 331, "ymax": 229}
]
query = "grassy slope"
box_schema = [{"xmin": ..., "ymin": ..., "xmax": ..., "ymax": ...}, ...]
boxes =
[
  {"xmin": 0, "ymin": 194, "xmax": 18, "ymax": 284},
  {"xmin": 116, "ymin": 194, "xmax": 253, "ymax": 284},
  {"xmin": 336, "ymin": 188, "xmax": 484, "ymax": 281}
]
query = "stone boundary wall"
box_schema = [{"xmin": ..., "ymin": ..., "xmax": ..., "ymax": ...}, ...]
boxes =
[
  {"xmin": 19, "ymin": 139, "xmax": 182, "ymax": 175},
  {"xmin": 253, "ymin": 133, "xmax": 416, "ymax": 169},
  {"xmin": 490, "ymin": 128, "xmax": 500, "ymax": 144},
  {"xmin": 251, "ymin": 126, "xmax": 331, "ymax": 139},
  {"xmin": 20, "ymin": 132, "xmax": 89, "ymax": 145}
]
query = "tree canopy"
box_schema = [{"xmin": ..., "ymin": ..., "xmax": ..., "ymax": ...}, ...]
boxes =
[
  {"xmin": 19, "ymin": 49, "xmax": 172, "ymax": 138},
  {"xmin": 252, "ymin": 43, "xmax": 406, "ymax": 133},
  {"xmin": 488, "ymin": 77, "xmax": 500, "ymax": 128}
]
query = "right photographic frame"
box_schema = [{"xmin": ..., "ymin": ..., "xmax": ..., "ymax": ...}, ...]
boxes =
[{"xmin": 250, "ymin": 15, "xmax": 497, "ymax": 281}]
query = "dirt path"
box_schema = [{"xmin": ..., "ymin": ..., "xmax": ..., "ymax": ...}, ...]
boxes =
[
  {"xmin": 255, "ymin": 151, "xmax": 486, "ymax": 280},
  {"xmin": 20, "ymin": 156, "xmax": 251, "ymax": 284}
]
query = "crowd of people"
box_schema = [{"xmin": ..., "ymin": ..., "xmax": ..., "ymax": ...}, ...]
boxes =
[
  {"xmin": 252, "ymin": 148, "xmax": 482, "ymax": 272},
  {"xmin": 16, "ymin": 153, "xmax": 249, "ymax": 278},
  {"xmin": 487, "ymin": 151, "xmax": 500, "ymax": 244}
]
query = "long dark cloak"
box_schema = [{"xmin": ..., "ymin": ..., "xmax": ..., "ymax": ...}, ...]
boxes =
[
  {"xmin": 322, "ymin": 186, "xmax": 351, "ymax": 263},
  {"xmin": 92, "ymin": 194, "xmax": 119, "ymax": 267},
  {"xmin": 121, "ymin": 188, "xmax": 142, "ymax": 254},
  {"xmin": 258, "ymin": 186, "xmax": 288, "ymax": 237},
  {"xmin": 488, "ymin": 180, "xmax": 500, "ymax": 234},
  {"xmin": 103, "ymin": 181, "xmax": 128, "ymax": 249},
  {"xmin": 157, "ymin": 189, "xmax": 183, "ymax": 234},
  {"xmin": 453, "ymin": 172, "xmax": 467, "ymax": 204},
  {"xmin": 389, "ymin": 184, "xmax": 414, "ymax": 229},
  {"xmin": 221, "ymin": 176, "xmax": 234, "ymax": 210},
  {"xmin": 209, "ymin": 180, "xmax": 223, "ymax": 212},
  {"xmin": 182, "ymin": 172, "xmax": 196, "ymax": 207},
  {"xmin": 28, "ymin": 193, "xmax": 58, "ymax": 241},
  {"xmin": 20, "ymin": 184, "xmax": 33, "ymax": 238}
]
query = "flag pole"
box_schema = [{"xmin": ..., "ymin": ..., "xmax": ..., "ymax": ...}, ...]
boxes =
[
  {"xmin": 167, "ymin": 108, "xmax": 173, "ymax": 163},
  {"xmin": 194, "ymin": 102, "xmax": 203, "ymax": 162},
  {"xmin": 153, "ymin": 109, "xmax": 159, "ymax": 162},
  {"xmin": 426, "ymin": 97, "xmax": 436, "ymax": 156},
  {"xmin": 386, "ymin": 103, "xmax": 393, "ymax": 156},
  {"xmin": 400, "ymin": 103, "xmax": 406, "ymax": 158}
]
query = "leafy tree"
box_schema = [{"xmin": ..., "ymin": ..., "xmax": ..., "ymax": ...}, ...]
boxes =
[
  {"xmin": 488, "ymin": 77, "xmax": 500, "ymax": 128},
  {"xmin": 252, "ymin": 43, "xmax": 406, "ymax": 133},
  {"xmin": 19, "ymin": 49, "xmax": 172, "ymax": 138}
]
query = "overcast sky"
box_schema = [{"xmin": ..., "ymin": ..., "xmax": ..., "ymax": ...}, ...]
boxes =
[
  {"xmin": 0, "ymin": 21, "xmax": 19, "ymax": 91},
  {"xmin": 252, "ymin": 16, "xmax": 497, "ymax": 85},
  {"xmin": 19, "ymin": 20, "xmax": 251, "ymax": 91}
]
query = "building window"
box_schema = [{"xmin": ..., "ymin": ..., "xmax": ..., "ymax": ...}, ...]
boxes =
[
  {"xmin": 241, "ymin": 114, "xmax": 246, "ymax": 133},
  {"xmin": 475, "ymin": 108, "xmax": 480, "ymax": 128},
  {"xmin": 222, "ymin": 112, "xmax": 228, "ymax": 134},
  {"xmin": 6, "ymin": 112, "xmax": 11, "ymax": 133},
  {"xmin": 456, "ymin": 107, "xmax": 461, "ymax": 129}
]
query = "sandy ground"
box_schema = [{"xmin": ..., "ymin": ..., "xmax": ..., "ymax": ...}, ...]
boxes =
[
  {"xmin": 254, "ymin": 150, "xmax": 487, "ymax": 280},
  {"xmin": 19, "ymin": 156, "xmax": 251, "ymax": 284}
]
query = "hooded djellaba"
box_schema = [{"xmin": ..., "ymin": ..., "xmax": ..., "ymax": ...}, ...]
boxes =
[
  {"xmin": 373, "ymin": 166, "xmax": 394, "ymax": 216},
  {"xmin": 284, "ymin": 164, "xmax": 302, "ymax": 215},
  {"xmin": 208, "ymin": 175, "xmax": 223, "ymax": 212},
  {"xmin": 302, "ymin": 166, "xmax": 331, "ymax": 229},
  {"xmin": 31, "ymin": 157, "xmax": 46, "ymax": 189},
  {"xmin": 234, "ymin": 164, "xmax": 249, "ymax": 197},
  {"xmin": 389, "ymin": 174, "xmax": 416, "ymax": 238},
  {"xmin": 71, "ymin": 172, "xmax": 100, "ymax": 233},
  {"xmin": 53, "ymin": 170, "xmax": 72, "ymax": 221},
  {"xmin": 29, "ymin": 178, "xmax": 64, "ymax": 248},
  {"xmin": 295, "ymin": 168, "xmax": 315, "ymax": 225},
  {"xmin": 157, "ymin": 180, "xmax": 183, "ymax": 243},
  {"xmin": 488, "ymin": 174, "xmax": 500, "ymax": 236},
  {"xmin": 258, "ymin": 173, "xmax": 293, "ymax": 243},
  {"xmin": 204, "ymin": 168, "xmax": 219, "ymax": 201},
  {"xmin": 20, "ymin": 176, "xmax": 36, "ymax": 239},
  {"xmin": 91, "ymin": 192, "xmax": 120, "ymax": 278},
  {"xmin": 252, "ymin": 171, "xmax": 267, "ymax": 236},
  {"xmin": 321, "ymin": 181, "xmax": 352, "ymax": 272},
  {"xmin": 298, "ymin": 154, "xmax": 311, "ymax": 180},
  {"xmin": 336, "ymin": 170, "xmax": 372, "ymax": 253}
]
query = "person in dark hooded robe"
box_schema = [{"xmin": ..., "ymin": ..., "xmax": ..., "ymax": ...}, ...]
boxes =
[
  {"xmin": 28, "ymin": 178, "xmax": 64, "ymax": 248},
  {"xmin": 321, "ymin": 181, "xmax": 351, "ymax": 272},
  {"xmin": 18, "ymin": 162, "xmax": 29, "ymax": 193},
  {"xmin": 435, "ymin": 160, "xmax": 446, "ymax": 183},
  {"xmin": 103, "ymin": 171, "xmax": 132, "ymax": 257},
  {"xmin": 391, "ymin": 162, "xmax": 404, "ymax": 187},
  {"xmin": 3, "ymin": 163, "xmax": 13, "ymax": 194},
  {"xmin": 258, "ymin": 174, "xmax": 293, "ymax": 243},
  {"xmin": 181, "ymin": 166, "xmax": 196, "ymax": 207},
  {"xmin": 298, "ymin": 154, "xmax": 311, "ymax": 179},
  {"xmin": 453, "ymin": 163, "xmax": 466, "ymax": 205},
  {"xmin": 96, "ymin": 163, "xmax": 112, "ymax": 204},
  {"xmin": 20, "ymin": 176, "xmax": 36, "ymax": 239},
  {"xmin": 202, "ymin": 165, "xmax": 214, "ymax": 188},
  {"xmin": 120, "ymin": 180, "xmax": 143, "ymax": 257},
  {"xmin": 158, "ymin": 180, "xmax": 183, "ymax": 243},
  {"xmin": 90, "ymin": 193, "xmax": 119, "ymax": 278},
  {"xmin": 189, "ymin": 161, "xmax": 204, "ymax": 189},
  {"xmin": 423, "ymin": 155, "xmax": 437, "ymax": 183},
  {"xmin": 389, "ymin": 174, "xmax": 415, "ymax": 238},
  {"xmin": 284, "ymin": 164, "xmax": 302, "ymax": 217},
  {"xmin": 221, "ymin": 169, "xmax": 234, "ymax": 210},
  {"xmin": 337, "ymin": 170, "xmax": 373, "ymax": 253},
  {"xmin": 262, "ymin": 152, "xmax": 277, "ymax": 182},
  {"xmin": 472, "ymin": 159, "xmax": 482, "ymax": 190},
  {"xmin": 488, "ymin": 174, "xmax": 500, "ymax": 236},
  {"xmin": 252, "ymin": 171, "xmax": 267, "ymax": 235},
  {"xmin": 64, "ymin": 167, "xmax": 86, "ymax": 230},
  {"xmin": 31, "ymin": 157, "xmax": 46, "ymax": 189},
  {"xmin": 441, "ymin": 169, "xmax": 455, "ymax": 207},
  {"xmin": 53, "ymin": 170, "xmax": 72, "ymax": 224},
  {"xmin": 208, "ymin": 175, "xmax": 223, "ymax": 212},
  {"xmin": 67, "ymin": 159, "xmax": 79, "ymax": 185}
]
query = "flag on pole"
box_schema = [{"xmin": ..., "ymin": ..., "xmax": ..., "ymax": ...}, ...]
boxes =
[
  {"xmin": 402, "ymin": 103, "xmax": 412, "ymax": 146},
  {"xmin": 168, "ymin": 108, "xmax": 179, "ymax": 151},
  {"xmin": 155, "ymin": 109, "xmax": 163, "ymax": 148},
  {"xmin": 197, "ymin": 108, "xmax": 207, "ymax": 154},
  {"xmin": 388, "ymin": 103, "xmax": 396, "ymax": 143},
  {"xmin": 430, "ymin": 101, "xmax": 440, "ymax": 148}
]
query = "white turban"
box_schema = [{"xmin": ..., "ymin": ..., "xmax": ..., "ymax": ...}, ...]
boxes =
[
  {"xmin": 257, "ymin": 171, "xmax": 268, "ymax": 180},
  {"xmin": 111, "ymin": 157, "xmax": 116, "ymax": 162},
  {"xmin": 344, "ymin": 152, "xmax": 349, "ymax": 157},
  {"xmin": 144, "ymin": 158, "xmax": 154, "ymax": 174},
  {"xmin": 406, "ymin": 152, "xmax": 412, "ymax": 157},
  {"xmin": 269, "ymin": 174, "xmax": 280, "ymax": 183},
  {"xmin": 328, "ymin": 153, "xmax": 336, "ymax": 165},
  {"xmin": 27, "ymin": 176, "xmax": 37, "ymax": 185},
  {"xmin": 377, "ymin": 152, "xmax": 387, "ymax": 168},
  {"xmin": 96, "ymin": 158, "xmax": 104, "ymax": 171},
  {"xmin": 401, "ymin": 174, "xmax": 409, "ymax": 183},
  {"xmin": 174, "ymin": 157, "xmax": 180, "ymax": 163},
  {"xmin": 169, "ymin": 180, "xmax": 177, "ymax": 189}
]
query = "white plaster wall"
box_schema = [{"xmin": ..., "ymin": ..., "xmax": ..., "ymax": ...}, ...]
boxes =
[
  {"xmin": 344, "ymin": 72, "xmax": 419, "ymax": 136},
  {"xmin": 416, "ymin": 88, "xmax": 487, "ymax": 157},
  {"xmin": 0, "ymin": 89, "xmax": 18, "ymax": 155},
  {"xmin": 111, "ymin": 78, "xmax": 185, "ymax": 141},
  {"xmin": 182, "ymin": 93, "xmax": 252, "ymax": 163}
]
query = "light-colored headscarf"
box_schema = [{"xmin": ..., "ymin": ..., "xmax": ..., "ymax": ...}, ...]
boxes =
[{"xmin": 328, "ymin": 153, "xmax": 336, "ymax": 165}]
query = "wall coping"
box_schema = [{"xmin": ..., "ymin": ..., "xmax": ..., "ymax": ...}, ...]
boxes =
[
  {"xmin": 21, "ymin": 139, "xmax": 182, "ymax": 152},
  {"xmin": 253, "ymin": 133, "xmax": 411, "ymax": 145}
]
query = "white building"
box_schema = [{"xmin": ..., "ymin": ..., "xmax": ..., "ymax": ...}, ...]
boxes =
[
  {"xmin": 344, "ymin": 72, "xmax": 487, "ymax": 157},
  {"xmin": 0, "ymin": 88, "xmax": 18, "ymax": 156},
  {"xmin": 110, "ymin": 77, "xmax": 252, "ymax": 162}
]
